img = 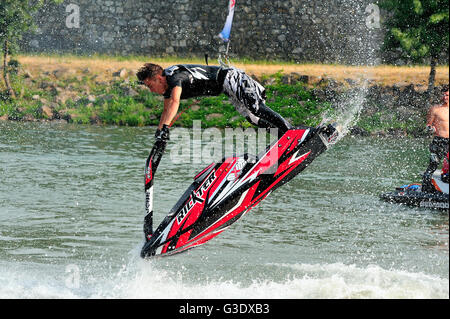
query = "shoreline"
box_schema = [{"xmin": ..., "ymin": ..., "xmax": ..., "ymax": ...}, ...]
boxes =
[{"xmin": 1, "ymin": 55, "xmax": 449, "ymax": 137}]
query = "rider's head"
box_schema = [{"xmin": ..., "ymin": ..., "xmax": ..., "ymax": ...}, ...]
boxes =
[{"xmin": 137, "ymin": 63, "xmax": 167, "ymax": 95}]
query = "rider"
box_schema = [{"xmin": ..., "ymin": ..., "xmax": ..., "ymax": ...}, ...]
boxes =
[
  {"xmin": 136, "ymin": 63, "xmax": 293, "ymax": 144},
  {"xmin": 422, "ymin": 89, "xmax": 449, "ymax": 192}
]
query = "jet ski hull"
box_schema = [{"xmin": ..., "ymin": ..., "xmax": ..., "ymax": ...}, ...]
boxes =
[
  {"xmin": 380, "ymin": 172, "xmax": 449, "ymax": 210},
  {"xmin": 141, "ymin": 124, "xmax": 341, "ymax": 258},
  {"xmin": 381, "ymin": 188, "xmax": 449, "ymax": 210}
]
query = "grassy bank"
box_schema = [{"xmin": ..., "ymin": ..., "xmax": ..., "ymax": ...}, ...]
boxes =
[
  {"xmin": 1, "ymin": 55, "xmax": 448, "ymax": 135},
  {"xmin": 0, "ymin": 63, "xmax": 329, "ymax": 127},
  {"xmin": 14, "ymin": 54, "xmax": 450, "ymax": 86}
]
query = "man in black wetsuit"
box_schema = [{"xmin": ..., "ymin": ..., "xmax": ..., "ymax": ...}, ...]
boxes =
[
  {"xmin": 137, "ymin": 63, "xmax": 336, "ymax": 242},
  {"xmin": 136, "ymin": 63, "xmax": 293, "ymax": 143}
]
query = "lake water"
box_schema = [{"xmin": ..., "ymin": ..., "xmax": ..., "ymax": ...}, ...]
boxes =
[{"xmin": 0, "ymin": 121, "xmax": 448, "ymax": 299}]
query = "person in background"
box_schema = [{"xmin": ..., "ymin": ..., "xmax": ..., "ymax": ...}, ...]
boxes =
[{"xmin": 422, "ymin": 89, "xmax": 449, "ymax": 192}]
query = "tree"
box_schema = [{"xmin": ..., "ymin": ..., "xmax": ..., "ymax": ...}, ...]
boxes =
[
  {"xmin": 379, "ymin": 0, "xmax": 449, "ymax": 100},
  {"xmin": 0, "ymin": 0, "xmax": 61, "ymax": 99}
]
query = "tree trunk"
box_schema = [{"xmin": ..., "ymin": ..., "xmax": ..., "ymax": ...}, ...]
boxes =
[
  {"xmin": 426, "ymin": 55, "xmax": 437, "ymax": 106},
  {"xmin": 2, "ymin": 40, "xmax": 16, "ymax": 99}
]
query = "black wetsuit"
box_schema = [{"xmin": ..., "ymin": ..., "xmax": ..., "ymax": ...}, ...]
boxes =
[
  {"xmin": 163, "ymin": 65, "xmax": 227, "ymax": 100},
  {"xmin": 163, "ymin": 64, "xmax": 292, "ymax": 134},
  {"xmin": 422, "ymin": 136, "xmax": 449, "ymax": 192}
]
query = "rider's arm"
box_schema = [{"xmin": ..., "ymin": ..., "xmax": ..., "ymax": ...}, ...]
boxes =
[
  {"xmin": 426, "ymin": 106, "xmax": 437, "ymax": 133},
  {"xmin": 159, "ymin": 86, "xmax": 182, "ymax": 129}
]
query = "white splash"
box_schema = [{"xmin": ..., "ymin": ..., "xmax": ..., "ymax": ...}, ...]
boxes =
[{"xmin": 1, "ymin": 256, "xmax": 448, "ymax": 299}]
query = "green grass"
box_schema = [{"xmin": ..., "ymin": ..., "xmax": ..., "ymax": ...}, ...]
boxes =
[
  {"xmin": 0, "ymin": 62, "xmax": 427, "ymax": 135},
  {"xmin": 357, "ymin": 110, "xmax": 426, "ymax": 135},
  {"xmin": 1, "ymin": 68, "xmax": 330, "ymax": 128},
  {"xmin": 11, "ymin": 56, "xmax": 331, "ymax": 126}
]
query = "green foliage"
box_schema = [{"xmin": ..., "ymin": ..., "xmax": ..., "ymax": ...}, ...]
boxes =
[
  {"xmin": 1, "ymin": 67, "xmax": 432, "ymax": 136},
  {"xmin": 0, "ymin": 68, "xmax": 333, "ymax": 128},
  {"xmin": 1, "ymin": 0, "xmax": 63, "ymax": 99},
  {"xmin": 357, "ymin": 110, "xmax": 426, "ymax": 135},
  {"xmin": 265, "ymin": 83, "xmax": 331, "ymax": 127},
  {"xmin": 1, "ymin": 0, "xmax": 33, "ymax": 53},
  {"xmin": 170, "ymin": 82, "xmax": 331, "ymax": 129},
  {"xmin": 379, "ymin": 0, "xmax": 449, "ymax": 61},
  {"xmin": 0, "ymin": 1, "xmax": 60, "ymax": 53}
]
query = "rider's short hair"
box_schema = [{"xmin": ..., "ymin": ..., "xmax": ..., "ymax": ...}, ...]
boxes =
[{"xmin": 136, "ymin": 63, "xmax": 163, "ymax": 81}]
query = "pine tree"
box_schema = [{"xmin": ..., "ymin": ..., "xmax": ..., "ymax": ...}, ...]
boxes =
[{"xmin": 379, "ymin": 0, "xmax": 449, "ymax": 100}]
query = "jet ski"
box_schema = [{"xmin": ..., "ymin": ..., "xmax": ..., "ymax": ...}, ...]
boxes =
[
  {"xmin": 380, "ymin": 153, "xmax": 449, "ymax": 210},
  {"xmin": 140, "ymin": 123, "xmax": 341, "ymax": 258}
]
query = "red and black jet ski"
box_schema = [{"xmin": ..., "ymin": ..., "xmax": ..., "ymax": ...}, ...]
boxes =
[
  {"xmin": 141, "ymin": 123, "xmax": 341, "ymax": 258},
  {"xmin": 380, "ymin": 153, "xmax": 449, "ymax": 210}
]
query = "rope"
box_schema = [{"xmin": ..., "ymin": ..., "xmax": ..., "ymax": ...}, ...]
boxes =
[{"xmin": 169, "ymin": 102, "xmax": 196, "ymax": 128}]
